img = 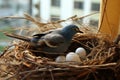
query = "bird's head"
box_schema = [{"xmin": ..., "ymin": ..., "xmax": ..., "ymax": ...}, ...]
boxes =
[
  {"xmin": 62, "ymin": 24, "xmax": 83, "ymax": 34},
  {"xmin": 61, "ymin": 24, "xmax": 83, "ymax": 40}
]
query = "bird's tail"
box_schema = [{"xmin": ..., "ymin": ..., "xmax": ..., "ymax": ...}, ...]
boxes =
[{"xmin": 4, "ymin": 32, "xmax": 31, "ymax": 42}]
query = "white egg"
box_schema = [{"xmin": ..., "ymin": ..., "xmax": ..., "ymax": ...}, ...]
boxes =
[
  {"xmin": 55, "ymin": 56, "xmax": 66, "ymax": 63},
  {"xmin": 66, "ymin": 52, "xmax": 81, "ymax": 62},
  {"xmin": 75, "ymin": 47, "xmax": 86, "ymax": 59}
]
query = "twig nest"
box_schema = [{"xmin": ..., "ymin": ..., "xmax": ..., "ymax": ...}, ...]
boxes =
[
  {"xmin": 66, "ymin": 52, "xmax": 81, "ymax": 62},
  {"xmin": 75, "ymin": 47, "xmax": 87, "ymax": 60},
  {"xmin": 55, "ymin": 56, "xmax": 66, "ymax": 63}
]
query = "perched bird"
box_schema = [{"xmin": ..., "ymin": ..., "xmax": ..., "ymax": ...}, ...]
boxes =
[{"xmin": 4, "ymin": 24, "xmax": 83, "ymax": 54}]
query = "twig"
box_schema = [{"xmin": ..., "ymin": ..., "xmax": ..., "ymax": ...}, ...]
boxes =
[
  {"xmin": 77, "ymin": 70, "xmax": 90, "ymax": 79},
  {"xmin": 46, "ymin": 62, "xmax": 117, "ymax": 69},
  {"xmin": 73, "ymin": 39, "xmax": 92, "ymax": 51},
  {"xmin": 49, "ymin": 70, "xmax": 54, "ymax": 80},
  {"xmin": 0, "ymin": 68, "xmax": 13, "ymax": 75},
  {"xmin": 0, "ymin": 12, "xmax": 99, "ymax": 25},
  {"xmin": 72, "ymin": 12, "xmax": 99, "ymax": 21},
  {"xmin": 19, "ymin": 68, "xmax": 69, "ymax": 75},
  {"xmin": 94, "ymin": 46, "xmax": 104, "ymax": 59},
  {"xmin": 0, "ymin": 16, "xmax": 26, "ymax": 20}
]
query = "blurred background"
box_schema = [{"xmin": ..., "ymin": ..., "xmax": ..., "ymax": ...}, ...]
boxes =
[{"xmin": 0, "ymin": 0, "xmax": 100, "ymax": 52}]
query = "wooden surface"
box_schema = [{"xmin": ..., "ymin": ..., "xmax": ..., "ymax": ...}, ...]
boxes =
[{"xmin": 99, "ymin": 0, "xmax": 120, "ymax": 40}]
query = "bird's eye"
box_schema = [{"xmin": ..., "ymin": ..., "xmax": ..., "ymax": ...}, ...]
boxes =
[
  {"xmin": 73, "ymin": 28, "xmax": 83, "ymax": 33},
  {"xmin": 74, "ymin": 28, "xmax": 79, "ymax": 32}
]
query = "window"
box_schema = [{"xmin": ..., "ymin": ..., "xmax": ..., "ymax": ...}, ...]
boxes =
[
  {"xmin": 0, "ymin": 0, "xmax": 12, "ymax": 8},
  {"xmin": 74, "ymin": 1, "xmax": 83, "ymax": 9},
  {"xmin": 91, "ymin": 3, "xmax": 100, "ymax": 11},
  {"xmin": 51, "ymin": 0, "xmax": 60, "ymax": 7}
]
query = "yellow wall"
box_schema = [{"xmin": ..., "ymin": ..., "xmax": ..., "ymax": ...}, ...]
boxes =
[{"xmin": 99, "ymin": 0, "xmax": 120, "ymax": 40}]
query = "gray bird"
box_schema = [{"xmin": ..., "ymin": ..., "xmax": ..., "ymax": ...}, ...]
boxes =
[{"xmin": 4, "ymin": 24, "xmax": 83, "ymax": 54}]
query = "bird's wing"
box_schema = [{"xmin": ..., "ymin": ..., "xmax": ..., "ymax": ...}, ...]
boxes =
[
  {"xmin": 39, "ymin": 33, "xmax": 65, "ymax": 48},
  {"xmin": 33, "ymin": 28, "xmax": 62, "ymax": 37},
  {"xmin": 33, "ymin": 30, "xmax": 53, "ymax": 37}
]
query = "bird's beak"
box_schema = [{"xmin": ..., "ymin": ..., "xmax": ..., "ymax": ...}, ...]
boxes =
[
  {"xmin": 76, "ymin": 28, "xmax": 83, "ymax": 33},
  {"xmin": 79, "ymin": 30, "xmax": 83, "ymax": 33},
  {"xmin": 74, "ymin": 27, "xmax": 83, "ymax": 33}
]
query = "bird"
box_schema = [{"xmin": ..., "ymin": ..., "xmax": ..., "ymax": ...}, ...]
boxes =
[{"xmin": 4, "ymin": 24, "xmax": 83, "ymax": 54}]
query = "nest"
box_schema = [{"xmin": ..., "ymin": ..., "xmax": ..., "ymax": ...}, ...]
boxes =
[{"xmin": 0, "ymin": 14, "xmax": 120, "ymax": 80}]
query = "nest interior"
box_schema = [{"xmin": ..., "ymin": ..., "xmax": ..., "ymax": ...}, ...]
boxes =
[{"xmin": 0, "ymin": 14, "xmax": 120, "ymax": 80}]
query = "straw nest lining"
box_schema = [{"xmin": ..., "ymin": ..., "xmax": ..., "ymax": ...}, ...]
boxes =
[{"xmin": 0, "ymin": 14, "xmax": 120, "ymax": 80}]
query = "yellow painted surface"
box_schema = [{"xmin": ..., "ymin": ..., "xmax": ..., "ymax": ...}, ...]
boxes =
[{"xmin": 99, "ymin": 0, "xmax": 120, "ymax": 40}]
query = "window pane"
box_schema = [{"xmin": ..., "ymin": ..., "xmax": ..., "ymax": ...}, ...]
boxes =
[
  {"xmin": 51, "ymin": 0, "xmax": 60, "ymax": 7},
  {"xmin": 91, "ymin": 3, "xmax": 100, "ymax": 11},
  {"xmin": 74, "ymin": 1, "xmax": 83, "ymax": 9}
]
